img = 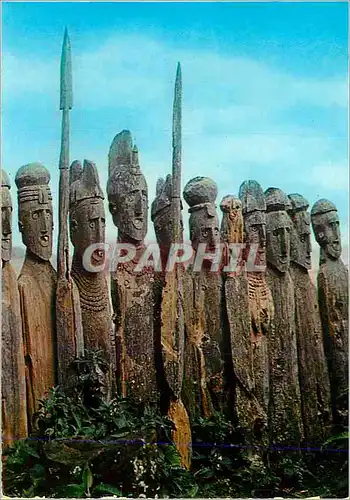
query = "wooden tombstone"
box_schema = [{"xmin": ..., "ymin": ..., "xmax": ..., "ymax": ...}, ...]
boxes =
[
  {"xmin": 16, "ymin": 163, "xmax": 57, "ymax": 428},
  {"xmin": 1, "ymin": 169, "xmax": 27, "ymax": 447},
  {"xmin": 311, "ymin": 199, "xmax": 348, "ymax": 427}
]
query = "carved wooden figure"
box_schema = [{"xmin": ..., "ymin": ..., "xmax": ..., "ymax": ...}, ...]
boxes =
[
  {"xmin": 69, "ymin": 159, "xmax": 114, "ymax": 398},
  {"xmin": 16, "ymin": 163, "xmax": 57, "ymax": 429},
  {"xmin": 239, "ymin": 180, "xmax": 272, "ymax": 419},
  {"xmin": 152, "ymin": 174, "xmax": 191, "ymax": 469},
  {"xmin": 107, "ymin": 130, "xmax": 158, "ymax": 405},
  {"xmin": 287, "ymin": 194, "xmax": 332, "ymax": 443},
  {"xmin": 265, "ymin": 187, "xmax": 303, "ymax": 448},
  {"xmin": 182, "ymin": 177, "xmax": 224, "ymax": 420},
  {"xmin": 311, "ymin": 199, "xmax": 348, "ymax": 427},
  {"xmin": 1, "ymin": 170, "xmax": 27, "ymax": 447},
  {"xmin": 220, "ymin": 194, "xmax": 267, "ymax": 460}
]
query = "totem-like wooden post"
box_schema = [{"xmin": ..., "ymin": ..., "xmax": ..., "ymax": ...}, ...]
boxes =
[
  {"xmin": 311, "ymin": 199, "xmax": 348, "ymax": 428},
  {"xmin": 182, "ymin": 177, "xmax": 225, "ymax": 420},
  {"xmin": 1, "ymin": 170, "xmax": 27, "ymax": 447},
  {"xmin": 16, "ymin": 163, "xmax": 57, "ymax": 429},
  {"xmin": 264, "ymin": 187, "xmax": 303, "ymax": 449},
  {"xmin": 288, "ymin": 194, "xmax": 332, "ymax": 443},
  {"xmin": 107, "ymin": 131, "xmax": 158, "ymax": 405},
  {"xmin": 69, "ymin": 160, "xmax": 114, "ymax": 400},
  {"xmin": 220, "ymin": 194, "xmax": 267, "ymax": 462}
]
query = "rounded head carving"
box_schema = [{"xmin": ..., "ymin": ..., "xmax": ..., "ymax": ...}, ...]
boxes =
[
  {"xmin": 69, "ymin": 160, "xmax": 106, "ymax": 265},
  {"xmin": 151, "ymin": 174, "xmax": 183, "ymax": 248},
  {"xmin": 1, "ymin": 169, "xmax": 12, "ymax": 262},
  {"xmin": 311, "ymin": 198, "xmax": 341, "ymax": 260},
  {"xmin": 107, "ymin": 130, "xmax": 148, "ymax": 244},
  {"xmin": 15, "ymin": 163, "xmax": 53, "ymax": 261},
  {"xmin": 264, "ymin": 187, "xmax": 291, "ymax": 273},
  {"xmin": 239, "ymin": 180, "xmax": 267, "ymax": 267},
  {"xmin": 287, "ymin": 193, "xmax": 312, "ymax": 270},
  {"xmin": 183, "ymin": 176, "xmax": 219, "ymax": 250},
  {"xmin": 183, "ymin": 176, "xmax": 218, "ymax": 207}
]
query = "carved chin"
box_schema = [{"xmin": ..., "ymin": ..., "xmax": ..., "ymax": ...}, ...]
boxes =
[
  {"xmin": 1, "ymin": 245, "xmax": 11, "ymax": 262},
  {"xmin": 326, "ymin": 243, "xmax": 342, "ymax": 259},
  {"xmin": 269, "ymin": 257, "xmax": 289, "ymax": 273},
  {"xmin": 30, "ymin": 244, "xmax": 52, "ymax": 261}
]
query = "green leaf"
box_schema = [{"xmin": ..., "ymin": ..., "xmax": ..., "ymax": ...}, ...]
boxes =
[
  {"xmin": 82, "ymin": 465, "xmax": 93, "ymax": 492},
  {"xmin": 323, "ymin": 431, "xmax": 349, "ymax": 446},
  {"xmin": 54, "ymin": 483, "xmax": 86, "ymax": 498},
  {"xmin": 92, "ymin": 483, "xmax": 123, "ymax": 496}
]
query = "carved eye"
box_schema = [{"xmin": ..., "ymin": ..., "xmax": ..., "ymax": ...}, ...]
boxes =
[
  {"xmin": 32, "ymin": 211, "xmax": 39, "ymax": 220},
  {"xmin": 101, "ymin": 218, "xmax": 106, "ymax": 227},
  {"xmin": 273, "ymin": 229, "xmax": 279, "ymax": 236},
  {"xmin": 89, "ymin": 221, "xmax": 95, "ymax": 229},
  {"xmin": 202, "ymin": 229, "xmax": 208, "ymax": 237},
  {"xmin": 252, "ymin": 226, "xmax": 258, "ymax": 233},
  {"xmin": 46, "ymin": 210, "xmax": 51, "ymax": 219}
]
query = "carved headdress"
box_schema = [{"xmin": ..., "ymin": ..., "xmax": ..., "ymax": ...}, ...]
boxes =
[
  {"xmin": 264, "ymin": 187, "xmax": 291, "ymax": 213},
  {"xmin": 311, "ymin": 198, "xmax": 337, "ymax": 218},
  {"xmin": 239, "ymin": 180, "xmax": 266, "ymax": 215},
  {"xmin": 69, "ymin": 159, "xmax": 104, "ymax": 214},
  {"xmin": 107, "ymin": 129, "xmax": 145, "ymax": 197},
  {"xmin": 288, "ymin": 193, "xmax": 309, "ymax": 215},
  {"xmin": 1, "ymin": 169, "xmax": 11, "ymax": 190},
  {"xmin": 287, "ymin": 193, "xmax": 312, "ymax": 269},
  {"xmin": 1, "ymin": 169, "xmax": 12, "ymax": 262},
  {"xmin": 151, "ymin": 175, "xmax": 173, "ymax": 222},
  {"xmin": 15, "ymin": 163, "xmax": 52, "ymax": 205},
  {"xmin": 183, "ymin": 176, "xmax": 219, "ymax": 245},
  {"xmin": 15, "ymin": 163, "xmax": 53, "ymax": 261},
  {"xmin": 107, "ymin": 130, "xmax": 148, "ymax": 243}
]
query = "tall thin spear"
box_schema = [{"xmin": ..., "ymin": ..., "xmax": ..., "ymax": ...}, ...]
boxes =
[
  {"xmin": 56, "ymin": 28, "xmax": 83, "ymax": 388},
  {"xmin": 57, "ymin": 27, "xmax": 72, "ymax": 279},
  {"xmin": 172, "ymin": 62, "xmax": 182, "ymax": 244}
]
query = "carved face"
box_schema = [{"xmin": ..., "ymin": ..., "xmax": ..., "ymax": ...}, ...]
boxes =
[
  {"xmin": 190, "ymin": 206, "xmax": 220, "ymax": 251},
  {"xmin": 290, "ymin": 210, "xmax": 312, "ymax": 269},
  {"xmin": 70, "ymin": 199, "xmax": 106, "ymax": 264},
  {"xmin": 153, "ymin": 207, "xmax": 184, "ymax": 249},
  {"xmin": 266, "ymin": 210, "xmax": 291, "ymax": 272},
  {"xmin": 244, "ymin": 211, "xmax": 266, "ymax": 267},
  {"xmin": 109, "ymin": 173, "xmax": 148, "ymax": 244},
  {"xmin": 19, "ymin": 199, "xmax": 53, "ymax": 261},
  {"xmin": 312, "ymin": 210, "xmax": 341, "ymax": 260},
  {"xmin": 1, "ymin": 187, "xmax": 12, "ymax": 262}
]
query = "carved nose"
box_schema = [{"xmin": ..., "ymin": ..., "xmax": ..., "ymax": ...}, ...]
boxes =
[
  {"xmin": 280, "ymin": 229, "xmax": 288, "ymax": 255},
  {"xmin": 259, "ymin": 226, "xmax": 266, "ymax": 247},
  {"xmin": 135, "ymin": 192, "xmax": 143, "ymax": 215},
  {"xmin": 40, "ymin": 215, "xmax": 50, "ymax": 233}
]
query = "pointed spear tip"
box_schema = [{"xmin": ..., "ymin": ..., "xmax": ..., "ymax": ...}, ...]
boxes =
[
  {"xmin": 60, "ymin": 26, "xmax": 73, "ymax": 110},
  {"xmin": 176, "ymin": 61, "xmax": 182, "ymax": 79}
]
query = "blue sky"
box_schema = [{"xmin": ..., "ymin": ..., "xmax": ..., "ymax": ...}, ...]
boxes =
[{"xmin": 2, "ymin": 2, "xmax": 348, "ymax": 267}]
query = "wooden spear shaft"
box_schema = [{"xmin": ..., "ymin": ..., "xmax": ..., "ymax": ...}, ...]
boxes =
[
  {"xmin": 57, "ymin": 27, "xmax": 72, "ymax": 280},
  {"xmin": 172, "ymin": 62, "xmax": 182, "ymax": 244}
]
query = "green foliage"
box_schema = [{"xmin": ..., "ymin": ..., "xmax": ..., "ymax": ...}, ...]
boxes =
[{"xmin": 3, "ymin": 349, "xmax": 348, "ymax": 498}]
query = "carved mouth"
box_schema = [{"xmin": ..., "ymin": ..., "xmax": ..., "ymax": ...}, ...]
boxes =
[
  {"xmin": 92, "ymin": 249, "xmax": 105, "ymax": 263},
  {"xmin": 133, "ymin": 218, "xmax": 144, "ymax": 230},
  {"xmin": 1, "ymin": 238, "xmax": 10, "ymax": 248},
  {"xmin": 40, "ymin": 235, "xmax": 50, "ymax": 247}
]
